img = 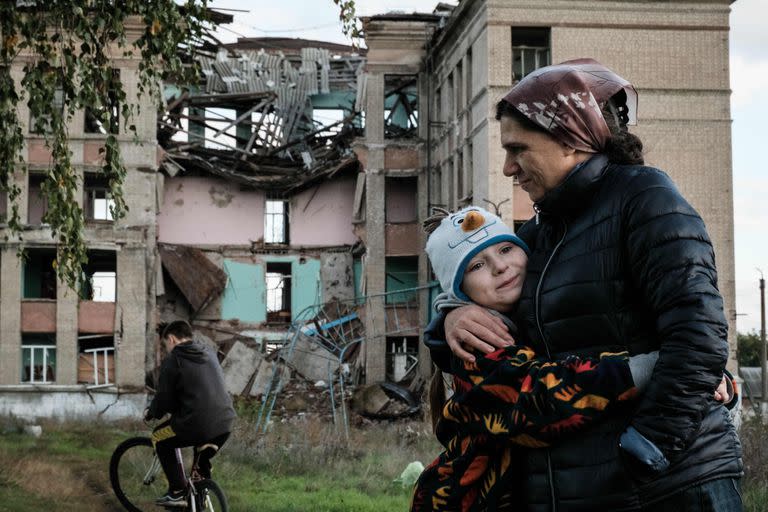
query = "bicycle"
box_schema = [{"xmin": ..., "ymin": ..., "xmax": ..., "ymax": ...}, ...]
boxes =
[{"xmin": 109, "ymin": 435, "xmax": 229, "ymax": 511}]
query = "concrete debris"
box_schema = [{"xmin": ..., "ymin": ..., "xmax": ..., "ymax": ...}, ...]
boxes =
[
  {"xmin": 351, "ymin": 382, "xmax": 421, "ymax": 419},
  {"xmin": 221, "ymin": 341, "xmax": 263, "ymax": 395}
]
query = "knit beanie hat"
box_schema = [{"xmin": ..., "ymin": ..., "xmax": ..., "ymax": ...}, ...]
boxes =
[{"xmin": 425, "ymin": 206, "xmax": 530, "ymax": 301}]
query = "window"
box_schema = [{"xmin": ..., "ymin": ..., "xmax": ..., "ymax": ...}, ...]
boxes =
[
  {"xmin": 455, "ymin": 61, "xmax": 464, "ymax": 113},
  {"xmin": 465, "ymin": 48, "xmax": 473, "ymax": 106},
  {"xmin": 84, "ymin": 175, "xmax": 115, "ymax": 221},
  {"xmin": 387, "ymin": 336, "xmax": 419, "ymax": 382},
  {"xmin": 465, "ymin": 141, "xmax": 473, "ymax": 201},
  {"xmin": 21, "ymin": 334, "xmax": 56, "ymax": 384},
  {"xmin": 23, "ymin": 248, "xmax": 57, "ymax": 300},
  {"xmin": 204, "ymin": 107, "xmax": 237, "ymax": 149},
  {"xmin": 80, "ymin": 250, "xmax": 116, "ymax": 302},
  {"xmin": 28, "ymin": 173, "xmax": 49, "ymax": 224},
  {"xmin": 385, "ymin": 177, "xmax": 417, "ymax": 223},
  {"xmin": 511, "ymin": 28, "xmax": 551, "ymax": 81},
  {"xmin": 29, "ymin": 70, "xmax": 64, "ymax": 134},
  {"xmin": 85, "ymin": 68, "xmax": 121, "ymax": 134},
  {"xmin": 384, "ymin": 75, "xmax": 419, "ymax": 139},
  {"xmin": 266, "ymin": 262, "xmax": 292, "ymax": 323},
  {"xmin": 78, "ymin": 336, "xmax": 115, "ymax": 386},
  {"xmin": 264, "ymin": 199, "xmax": 289, "ymax": 244},
  {"xmin": 385, "ymin": 256, "xmax": 418, "ymax": 304}
]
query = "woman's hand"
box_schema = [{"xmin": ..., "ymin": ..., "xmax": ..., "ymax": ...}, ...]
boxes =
[
  {"xmin": 714, "ymin": 375, "xmax": 731, "ymax": 403},
  {"xmin": 444, "ymin": 305, "xmax": 515, "ymax": 362}
]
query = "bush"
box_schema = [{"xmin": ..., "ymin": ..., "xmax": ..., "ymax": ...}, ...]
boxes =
[
  {"xmin": 738, "ymin": 331, "xmax": 763, "ymax": 367},
  {"xmin": 739, "ymin": 416, "xmax": 768, "ymax": 511}
]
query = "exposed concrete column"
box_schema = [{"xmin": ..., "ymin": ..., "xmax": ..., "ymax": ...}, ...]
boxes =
[
  {"xmin": 0, "ymin": 248, "xmax": 22, "ymax": 385},
  {"xmin": 55, "ymin": 282, "xmax": 79, "ymax": 385},
  {"xmin": 417, "ymin": 169, "xmax": 432, "ymax": 380},
  {"xmin": 116, "ymin": 246, "xmax": 147, "ymax": 387},
  {"xmin": 364, "ymin": 168, "xmax": 387, "ymax": 383},
  {"xmin": 362, "ymin": 72, "xmax": 388, "ymax": 383}
]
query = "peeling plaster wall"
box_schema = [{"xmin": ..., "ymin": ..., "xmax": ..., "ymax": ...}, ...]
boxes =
[
  {"xmin": 158, "ymin": 177, "xmax": 265, "ymax": 245},
  {"xmin": 291, "ymin": 176, "xmax": 358, "ymax": 246}
]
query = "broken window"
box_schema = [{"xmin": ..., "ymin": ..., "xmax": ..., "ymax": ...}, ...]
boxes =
[
  {"xmin": 28, "ymin": 173, "xmax": 49, "ymax": 224},
  {"xmin": 23, "ymin": 248, "xmax": 57, "ymax": 300},
  {"xmin": 84, "ymin": 68, "xmax": 121, "ymax": 135},
  {"xmin": 205, "ymin": 107, "xmax": 238, "ymax": 149},
  {"xmin": 385, "ymin": 177, "xmax": 417, "ymax": 223},
  {"xmin": 21, "ymin": 333, "xmax": 56, "ymax": 384},
  {"xmin": 264, "ymin": 198, "xmax": 289, "ymax": 244},
  {"xmin": 78, "ymin": 336, "xmax": 115, "ymax": 386},
  {"xmin": 84, "ymin": 174, "xmax": 115, "ymax": 221},
  {"xmin": 266, "ymin": 262, "xmax": 292, "ymax": 323},
  {"xmin": 384, "ymin": 75, "xmax": 418, "ymax": 139},
  {"xmin": 512, "ymin": 28, "xmax": 551, "ymax": 81},
  {"xmin": 80, "ymin": 250, "xmax": 116, "ymax": 302},
  {"xmin": 385, "ymin": 256, "xmax": 418, "ymax": 304},
  {"xmin": 387, "ymin": 336, "xmax": 419, "ymax": 382},
  {"xmin": 29, "ymin": 70, "xmax": 64, "ymax": 134}
]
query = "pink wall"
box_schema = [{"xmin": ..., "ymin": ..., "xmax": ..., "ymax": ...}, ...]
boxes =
[
  {"xmin": 158, "ymin": 177, "xmax": 265, "ymax": 245},
  {"xmin": 291, "ymin": 176, "xmax": 358, "ymax": 246}
]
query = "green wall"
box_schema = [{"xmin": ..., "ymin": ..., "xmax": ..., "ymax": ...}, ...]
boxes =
[{"xmin": 220, "ymin": 256, "xmax": 321, "ymax": 323}]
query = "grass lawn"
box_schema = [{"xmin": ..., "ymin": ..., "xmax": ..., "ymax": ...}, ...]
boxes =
[
  {"xmin": 1, "ymin": 413, "xmax": 765, "ymax": 511},
  {"xmin": 0, "ymin": 415, "xmax": 438, "ymax": 512}
]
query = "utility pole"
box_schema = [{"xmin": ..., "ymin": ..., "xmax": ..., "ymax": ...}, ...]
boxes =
[{"xmin": 759, "ymin": 269, "xmax": 767, "ymax": 415}]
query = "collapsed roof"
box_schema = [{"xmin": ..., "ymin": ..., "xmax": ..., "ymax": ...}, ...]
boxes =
[{"xmin": 159, "ymin": 38, "xmax": 365, "ymax": 193}]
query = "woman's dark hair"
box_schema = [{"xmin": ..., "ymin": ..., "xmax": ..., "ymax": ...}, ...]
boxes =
[
  {"xmin": 158, "ymin": 320, "xmax": 193, "ymax": 340},
  {"xmin": 495, "ymin": 98, "xmax": 552, "ymax": 136},
  {"xmin": 495, "ymin": 96, "xmax": 644, "ymax": 165},
  {"xmin": 601, "ymin": 96, "xmax": 644, "ymax": 165}
]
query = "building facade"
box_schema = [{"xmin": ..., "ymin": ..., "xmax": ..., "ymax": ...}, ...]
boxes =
[
  {"xmin": 362, "ymin": 0, "xmax": 738, "ymax": 374},
  {"xmin": 0, "ymin": 17, "xmax": 155, "ymax": 419}
]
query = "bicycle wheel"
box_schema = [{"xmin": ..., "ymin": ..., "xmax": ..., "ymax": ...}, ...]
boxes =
[
  {"xmin": 195, "ymin": 479, "xmax": 228, "ymax": 512},
  {"xmin": 110, "ymin": 436, "xmax": 166, "ymax": 512}
]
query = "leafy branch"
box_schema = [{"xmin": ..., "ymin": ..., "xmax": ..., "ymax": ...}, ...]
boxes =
[{"xmin": 0, "ymin": 0, "xmax": 213, "ymax": 288}]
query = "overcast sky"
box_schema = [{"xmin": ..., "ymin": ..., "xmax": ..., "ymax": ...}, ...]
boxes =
[{"xmin": 207, "ymin": 0, "xmax": 768, "ymax": 334}]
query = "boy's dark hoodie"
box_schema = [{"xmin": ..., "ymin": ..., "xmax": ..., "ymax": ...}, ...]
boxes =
[{"xmin": 147, "ymin": 339, "xmax": 235, "ymax": 440}]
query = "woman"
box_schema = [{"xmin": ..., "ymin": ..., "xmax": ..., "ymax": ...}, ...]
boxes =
[{"xmin": 426, "ymin": 59, "xmax": 742, "ymax": 511}]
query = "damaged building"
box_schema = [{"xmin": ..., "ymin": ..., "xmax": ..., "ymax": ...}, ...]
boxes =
[{"xmin": 0, "ymin": 0, "xmax": 738, "ymax": 421}]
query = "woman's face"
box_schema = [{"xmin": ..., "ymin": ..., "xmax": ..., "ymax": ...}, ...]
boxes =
[
  {"xmin": 461, "ymin": 242, "xmax": 528, "ymax": 313},
  {"xmin": 500, "ymin": 116, "xmax": 587, "ymax": 202}
]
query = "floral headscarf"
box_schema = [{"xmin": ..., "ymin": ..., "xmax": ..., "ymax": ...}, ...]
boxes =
[{"xmin": 502, "ymin": 58, "xmax": 638, "ymax": 153}]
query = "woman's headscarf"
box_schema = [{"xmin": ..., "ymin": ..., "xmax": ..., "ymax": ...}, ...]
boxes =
[{"xmin": 502, "ymin": 58, "xmax": 638, "ymax": 153}]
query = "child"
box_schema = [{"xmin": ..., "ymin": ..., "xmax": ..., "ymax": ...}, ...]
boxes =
[
  {"xmin": 145, "ymin": 320, "xmax": 236, "ymax": 508},
  {"xmin": 411, "ymin": 206, "xmax": 659, "ymax": 511}
]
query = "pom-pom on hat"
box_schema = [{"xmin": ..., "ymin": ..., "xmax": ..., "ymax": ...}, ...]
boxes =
[{"xmin": 425, "ymin": 206, "xmax": 530, "ymax": 301}]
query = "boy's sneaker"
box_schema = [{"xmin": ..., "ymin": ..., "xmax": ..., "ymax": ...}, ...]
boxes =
[{"xmin": 155, "ymin": 490, "xmax": 187, "ymax": 508}]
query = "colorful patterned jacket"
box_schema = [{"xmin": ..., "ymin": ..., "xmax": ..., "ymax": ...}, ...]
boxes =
[{"xmin": 411, "ymin": 344, "xmax": 637, "ymax": 512}]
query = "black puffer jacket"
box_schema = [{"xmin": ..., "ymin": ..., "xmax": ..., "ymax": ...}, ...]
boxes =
[
  {"xmin": 148, "ymin": 340, "xmax": 236, "ymax": 441},
  {"xmin": 426, "ymin": 154, "xmax": 742, "ymax": 510}
]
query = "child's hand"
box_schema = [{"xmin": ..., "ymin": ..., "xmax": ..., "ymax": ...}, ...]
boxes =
[
  {"xmin": 714, "ymin": 375, "xmax": 730, "ymax": 403},
  {"xmin": 445, "ymin": 305, "xmax": 515, "ymax": 363}
]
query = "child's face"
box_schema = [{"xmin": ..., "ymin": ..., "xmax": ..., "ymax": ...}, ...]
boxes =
[{"xmin": 461, "ymin": 242, "xmax": 527, "ymax": 313}]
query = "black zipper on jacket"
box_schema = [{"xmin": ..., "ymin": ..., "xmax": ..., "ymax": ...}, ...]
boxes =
[
  {"xmin": 534, "ymin": 218, "xmax": 567, "ymax": 359},
  {"xmin": 534, "ymin": 217, "xmax": 567, "ymax": 512}
]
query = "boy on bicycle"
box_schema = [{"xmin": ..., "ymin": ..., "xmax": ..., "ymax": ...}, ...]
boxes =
[{"xmin": 145, "ymin": 320, "xmax": 236, "ymax": 507}]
